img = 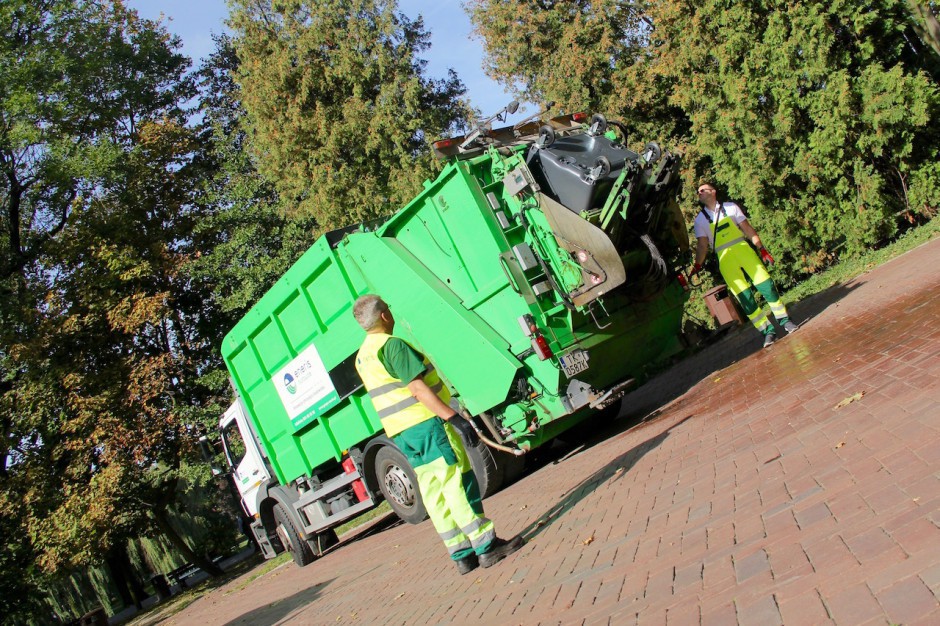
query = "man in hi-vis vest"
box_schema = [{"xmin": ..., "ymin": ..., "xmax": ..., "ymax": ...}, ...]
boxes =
[
  {"xmin": 353, "ymin": 295, "xmax": 525, "ymax": 575},
  {"xmin": 692, "ymin": 183, "xmax": 799, "ymax": 348}
]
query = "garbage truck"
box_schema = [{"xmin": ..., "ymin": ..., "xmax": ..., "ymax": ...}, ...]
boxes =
[{"xmin": 216, "ymin": 105, "xmax": 692, "ymax": 566}]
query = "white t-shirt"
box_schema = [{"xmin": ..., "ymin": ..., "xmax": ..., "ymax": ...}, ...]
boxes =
[{"xmin": 693, "ymin": 202, "xmax": 747, "ymax": 248}]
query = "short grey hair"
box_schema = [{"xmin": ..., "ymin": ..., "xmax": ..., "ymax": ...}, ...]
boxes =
[{"xmin": 353, "ymin": 294, "xmax": 388, "ymax": 331}]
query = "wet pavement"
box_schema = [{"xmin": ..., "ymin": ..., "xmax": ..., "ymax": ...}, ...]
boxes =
[{"xmin": 167, "ymin": 237, "xmax": 940, "ymax": 625}]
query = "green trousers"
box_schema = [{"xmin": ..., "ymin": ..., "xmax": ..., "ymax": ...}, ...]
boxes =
[{"xmin": 393, "ymin": 418, "xmax": 496, "ymax": 560}]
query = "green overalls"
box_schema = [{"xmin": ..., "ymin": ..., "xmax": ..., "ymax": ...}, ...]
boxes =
[
  {"xmin": 356, "ymin": 333, "xmax": 496, "ymax": 561},
  {"xmin": 706, "ymin": 205, "xmax": 789, "ymax": 334}
]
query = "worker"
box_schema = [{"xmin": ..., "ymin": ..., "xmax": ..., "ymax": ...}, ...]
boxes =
[
  {"xmin": 692, "ymin": 183, "xmax": 799, "ymax": 347},
  {"xmin": 353, "ymin": 295, "xmax": 525, "ymax": 575}
]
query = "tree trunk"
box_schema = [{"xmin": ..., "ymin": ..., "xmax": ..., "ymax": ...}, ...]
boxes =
[
  {"xmin": 910, "ymin": 1, "xmax": 940, "ymax": 57},
  {"xmin": 151, "ymin": 509, "xmax": 224, "ymax": 577},
  {"xmin": 105, "ymin": 544, "xmax": 147, "ymax": 609}
]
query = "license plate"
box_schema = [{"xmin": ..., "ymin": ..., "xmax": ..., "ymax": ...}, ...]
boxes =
[{"xmin": 559, "ymin": 349, "xmax": 590, "ymax": 378}]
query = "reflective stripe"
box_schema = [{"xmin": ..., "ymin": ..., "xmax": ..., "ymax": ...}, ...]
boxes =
[
  {"xmin": 770, "ymin": 302, "xmax": 788, "ymax": 317},
  {"xmin": 439, "ymin": 527, "xmax": 463, "ymax": 542},
  {"xmin": 460, "ymin": 517, "xmax": 488, "ymax": 537},
  {"xmin": 446, "ymin": 539, "xmax": 472, "ymax": 555},
  {"xmin": 376, "ymin": 396, "xmax": 419, "ymax": 418},
  {"xmin": 368, "ymin": 381, "xmax": 406, "ymax": 398},
  {"xmin": 472, "ymin": 527, "xmax": 497, "ymax": 550},
  {"xmin": 749, "ymin": 310, "xmax": 772, "ymax": 332},
  {"xmin": 356, "ymin": 333, "xmax": 451, "ymax": 436},
  {"xmin": 715, "ymin": 236, "xmax": 747, "ymax": 253}
]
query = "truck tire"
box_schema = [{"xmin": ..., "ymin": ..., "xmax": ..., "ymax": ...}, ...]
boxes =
[
  {"xmin": 465, "ymin": 440, "xmax": 504, "ymax": 499},
  {"xmin": 273, "ymin": 503, "xmax": 316, "ymax": 566},
  {"xmin": 374, "ymin": 446, "xmax": 427, "ymax": 525}
]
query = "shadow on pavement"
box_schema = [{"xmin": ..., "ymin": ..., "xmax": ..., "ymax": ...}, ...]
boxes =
[
  {"xmin": 221, "ymin": 579, "xmax": 334, "ymax": 626},
  {"xmin": 330, "ymin": 513, "xmax": 403, "ymax": 555},
  {"xmin": 518, "ymin": 414, "xmax": 694, "ymax": 541},
  {"xmin": 607, "ymin": 280, "xmax": 862, "ymax": 425}
]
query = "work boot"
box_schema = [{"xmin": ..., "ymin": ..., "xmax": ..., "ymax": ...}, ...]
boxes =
[
  {"xmin": 455, "ymin": 553, "xmax": 478, "ymax": 575},
  {"xmin": 478, "ymin": 535, "xmax": 526, "ymax": 568},
  {"xmin": 783, "ymin": 320, "xmax": 800, "ymax": 334},
  {"xmin": 763, "ymin": 332, "xmax": 777, "ymax": 348}
]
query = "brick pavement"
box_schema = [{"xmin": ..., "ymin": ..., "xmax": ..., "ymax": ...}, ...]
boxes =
[{"xmin": 170, "ymin": 236, "xmax": 940, "ymax": 626}]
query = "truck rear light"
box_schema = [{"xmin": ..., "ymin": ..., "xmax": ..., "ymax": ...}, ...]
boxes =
[
  {"xmin": 531, "ymin": 334, "xmax": 554, "ymax": 360},
  {"xmin": 572, "ymin": 112, "xmax": 588, "ymax": 122}
]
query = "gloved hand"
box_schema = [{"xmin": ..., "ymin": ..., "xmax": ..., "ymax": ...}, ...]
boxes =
[
  {"xmin": 447, "ymin": 414, "xmax": 480, "ymax": 446},
  {"xmin": 759, "ymin": 247, "xmax": 775, "ymax": 266},
  {"xmin": 690, "ymin": 263, "xmax": 703, "ymax": 276}
]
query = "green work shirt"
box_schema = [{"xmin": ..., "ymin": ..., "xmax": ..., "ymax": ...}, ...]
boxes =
[{"xmin": 377, "ymin": 337, "xmax": 426, "ymax": 384}]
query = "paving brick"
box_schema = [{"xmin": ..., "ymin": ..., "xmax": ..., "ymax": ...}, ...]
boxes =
[
  {"xmin": 735, "ymin": 592, "xmax": 783, "ymax": 626},
  {"xmin": 876, "ymin": 576, "xmax": 939, "ymax": 625},
  {"xmin": 888, "ymin": 517, "xmax": 940, "ymax": 557},
  {"xmin": 767, "ymin": 542, "xmax": 814, "ymax": 583},
  {"xmin": 164, "ymin": 238, "xmax": 940, "ymax": 626},
  {"xmin": 777, "ymin": 589, "xmax": 832, "ymax": 624},
  {"xmin": 822, "ymin": 582, "xmax": 882, "ymax": 624},
  {"xmin": 843, "ymin": 527, "xmax": 906, "ymax": 565},
  {"xmin": 734, "ymin": 548, "xmax": 771, "ymax": 584}
]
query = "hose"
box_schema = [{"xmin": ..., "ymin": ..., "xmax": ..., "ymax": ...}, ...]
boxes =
[{"xmin": 460, "ymin": 409, "xmax": 526, "ymax": 457}]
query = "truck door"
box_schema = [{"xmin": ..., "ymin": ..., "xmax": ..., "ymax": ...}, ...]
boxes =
[{"xmin": 220, "ymin": 401, "xmax": 270, "ymax": 518}]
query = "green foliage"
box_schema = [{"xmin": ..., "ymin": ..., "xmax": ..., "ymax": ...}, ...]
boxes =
[
  {"xmin": 470, "ymin": 1, "xmax": 940, "ymax": 286},
  {"xmin": 467, "ymin": 0, "xmax": 688, "ymax": 148},
  {"xmin": 229, "ymin": 0, "xmax": 470, "ymax": 227}
]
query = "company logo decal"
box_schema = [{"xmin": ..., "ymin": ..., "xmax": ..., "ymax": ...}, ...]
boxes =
[{"xmin": 283, "ymin": 373, "xmax": 297, "ymax": 395}]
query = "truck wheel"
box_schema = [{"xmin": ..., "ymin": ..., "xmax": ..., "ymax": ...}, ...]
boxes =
[
  {"xmin": 273, "ymin": 503, "xmax": 316, "ymax": 566},
  {"xmin": 465, "ymin": 440, "xmax": 504, "ymax": 499},
  {"xmin": 374, "ymin": 446, "xmax": 427, "ymax": 525}
]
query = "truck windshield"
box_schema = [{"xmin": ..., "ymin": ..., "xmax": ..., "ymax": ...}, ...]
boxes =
[{"xmin": 221, "ymin": 420, "xmax": 247, "ymax": 468}]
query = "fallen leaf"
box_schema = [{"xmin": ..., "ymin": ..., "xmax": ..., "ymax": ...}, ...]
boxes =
[
  {"xmin": 396, "ymin": 592, "xmax": 405, "ymax": 599},
  {"xmin": 614, "ymin": 467, "xmax": 625, "ymax": 475},
  {"xmin": 713, "ymin": 377, "xmax": 722, "ymax": 383},
  {"xmin": 833, "ymin": 391, "xmax": 865, "ymax": 410},
  {"xmin": 913, "ymin": 497, "xmax": 921, "ymax": 502},
  {"xmin": 536, "ymin": 519, "xmax": 546, "ymax": 528},
  {"xmin": 583, "ymin": 532, "xmax": 595, "ymax": 545},
  {"xmin": 834, "ymin": 441, "xmax": 845, "ymax": 449},
  {"xmin": 519, "ymin": 504, "xmax": 527, "ymax": 511}
]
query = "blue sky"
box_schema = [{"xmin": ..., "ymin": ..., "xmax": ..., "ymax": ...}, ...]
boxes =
[{"xmin": 126, "ymin": 0, "xmax": 528, "ymax": 122}]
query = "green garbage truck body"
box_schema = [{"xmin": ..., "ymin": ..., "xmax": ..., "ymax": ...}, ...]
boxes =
[{"xmin": 218, "ymin": 112, "xmax": 691, "ymax": 566}]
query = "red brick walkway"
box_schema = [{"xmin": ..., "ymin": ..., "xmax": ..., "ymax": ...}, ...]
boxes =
[{"xmin": 171, "ymin": 237, "xmax": 940, "ymax": 625}]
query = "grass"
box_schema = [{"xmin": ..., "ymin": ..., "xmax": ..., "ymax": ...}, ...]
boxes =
[
  {"xmin": 335, "ymin": 500, "xmax": 393, "ymax": 536},
  {"xmin": 782, "ymin": 215, "xmax": 940, "ymax": 305},
  {"xmin": 229, "ymin": 551, "xmax": 292, "ymax": 592}
]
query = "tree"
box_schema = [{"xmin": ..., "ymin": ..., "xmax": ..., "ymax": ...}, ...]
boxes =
[
  {"xmin": 229, "ymin": 0, "xmax": 470, "ymax": 228},
  {"xmin": 469, "ymin": 0, "xmax": 940, "ymax": 282},
  {"xmin": 0, "ymin": 3, "xmax": 228, "ymax": 618},
  {"xmin": 466, "ymin": 0, "xmax": 688, "ymax": 146},
  {"xmin": 640, "ymin": 0, "xmax": 940, "ymax": 277},
  {"xmin": 190, "ymin": 33, "xmax": 318, "ymax": 323},
  {"xmin": 908, "ymin": 1, "xmax": 940, "ymax": 57}
]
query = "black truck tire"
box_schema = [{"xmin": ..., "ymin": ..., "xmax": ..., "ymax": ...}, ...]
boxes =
[
  {"xmin": 273, "ymin": 503, "xmax": 316, "ymax": 566},
  {"xmin": 465, "ymin": 439, "xmax": 504, "ymax": 499},
  {"xmin": 374, "ymin": 446, "xmax": 427, "ymax": 525}
]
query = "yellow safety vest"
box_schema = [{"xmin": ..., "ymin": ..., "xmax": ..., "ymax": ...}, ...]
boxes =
[
  {"xmin": 355, "ymin": 333, "xmax": 452, "ymax": 437},
  {"xmin": 708, "ymin": 204, "xmax": 750, "ymax": 263}
]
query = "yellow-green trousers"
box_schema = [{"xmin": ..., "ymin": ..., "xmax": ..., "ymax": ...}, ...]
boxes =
[
  {"xmin": 718, "ymin": 243, "xmax": 789, "ymax": 334},
  {"xmin": 393, "ymin": 417, "xmax": 496, "ymax": 560}
]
